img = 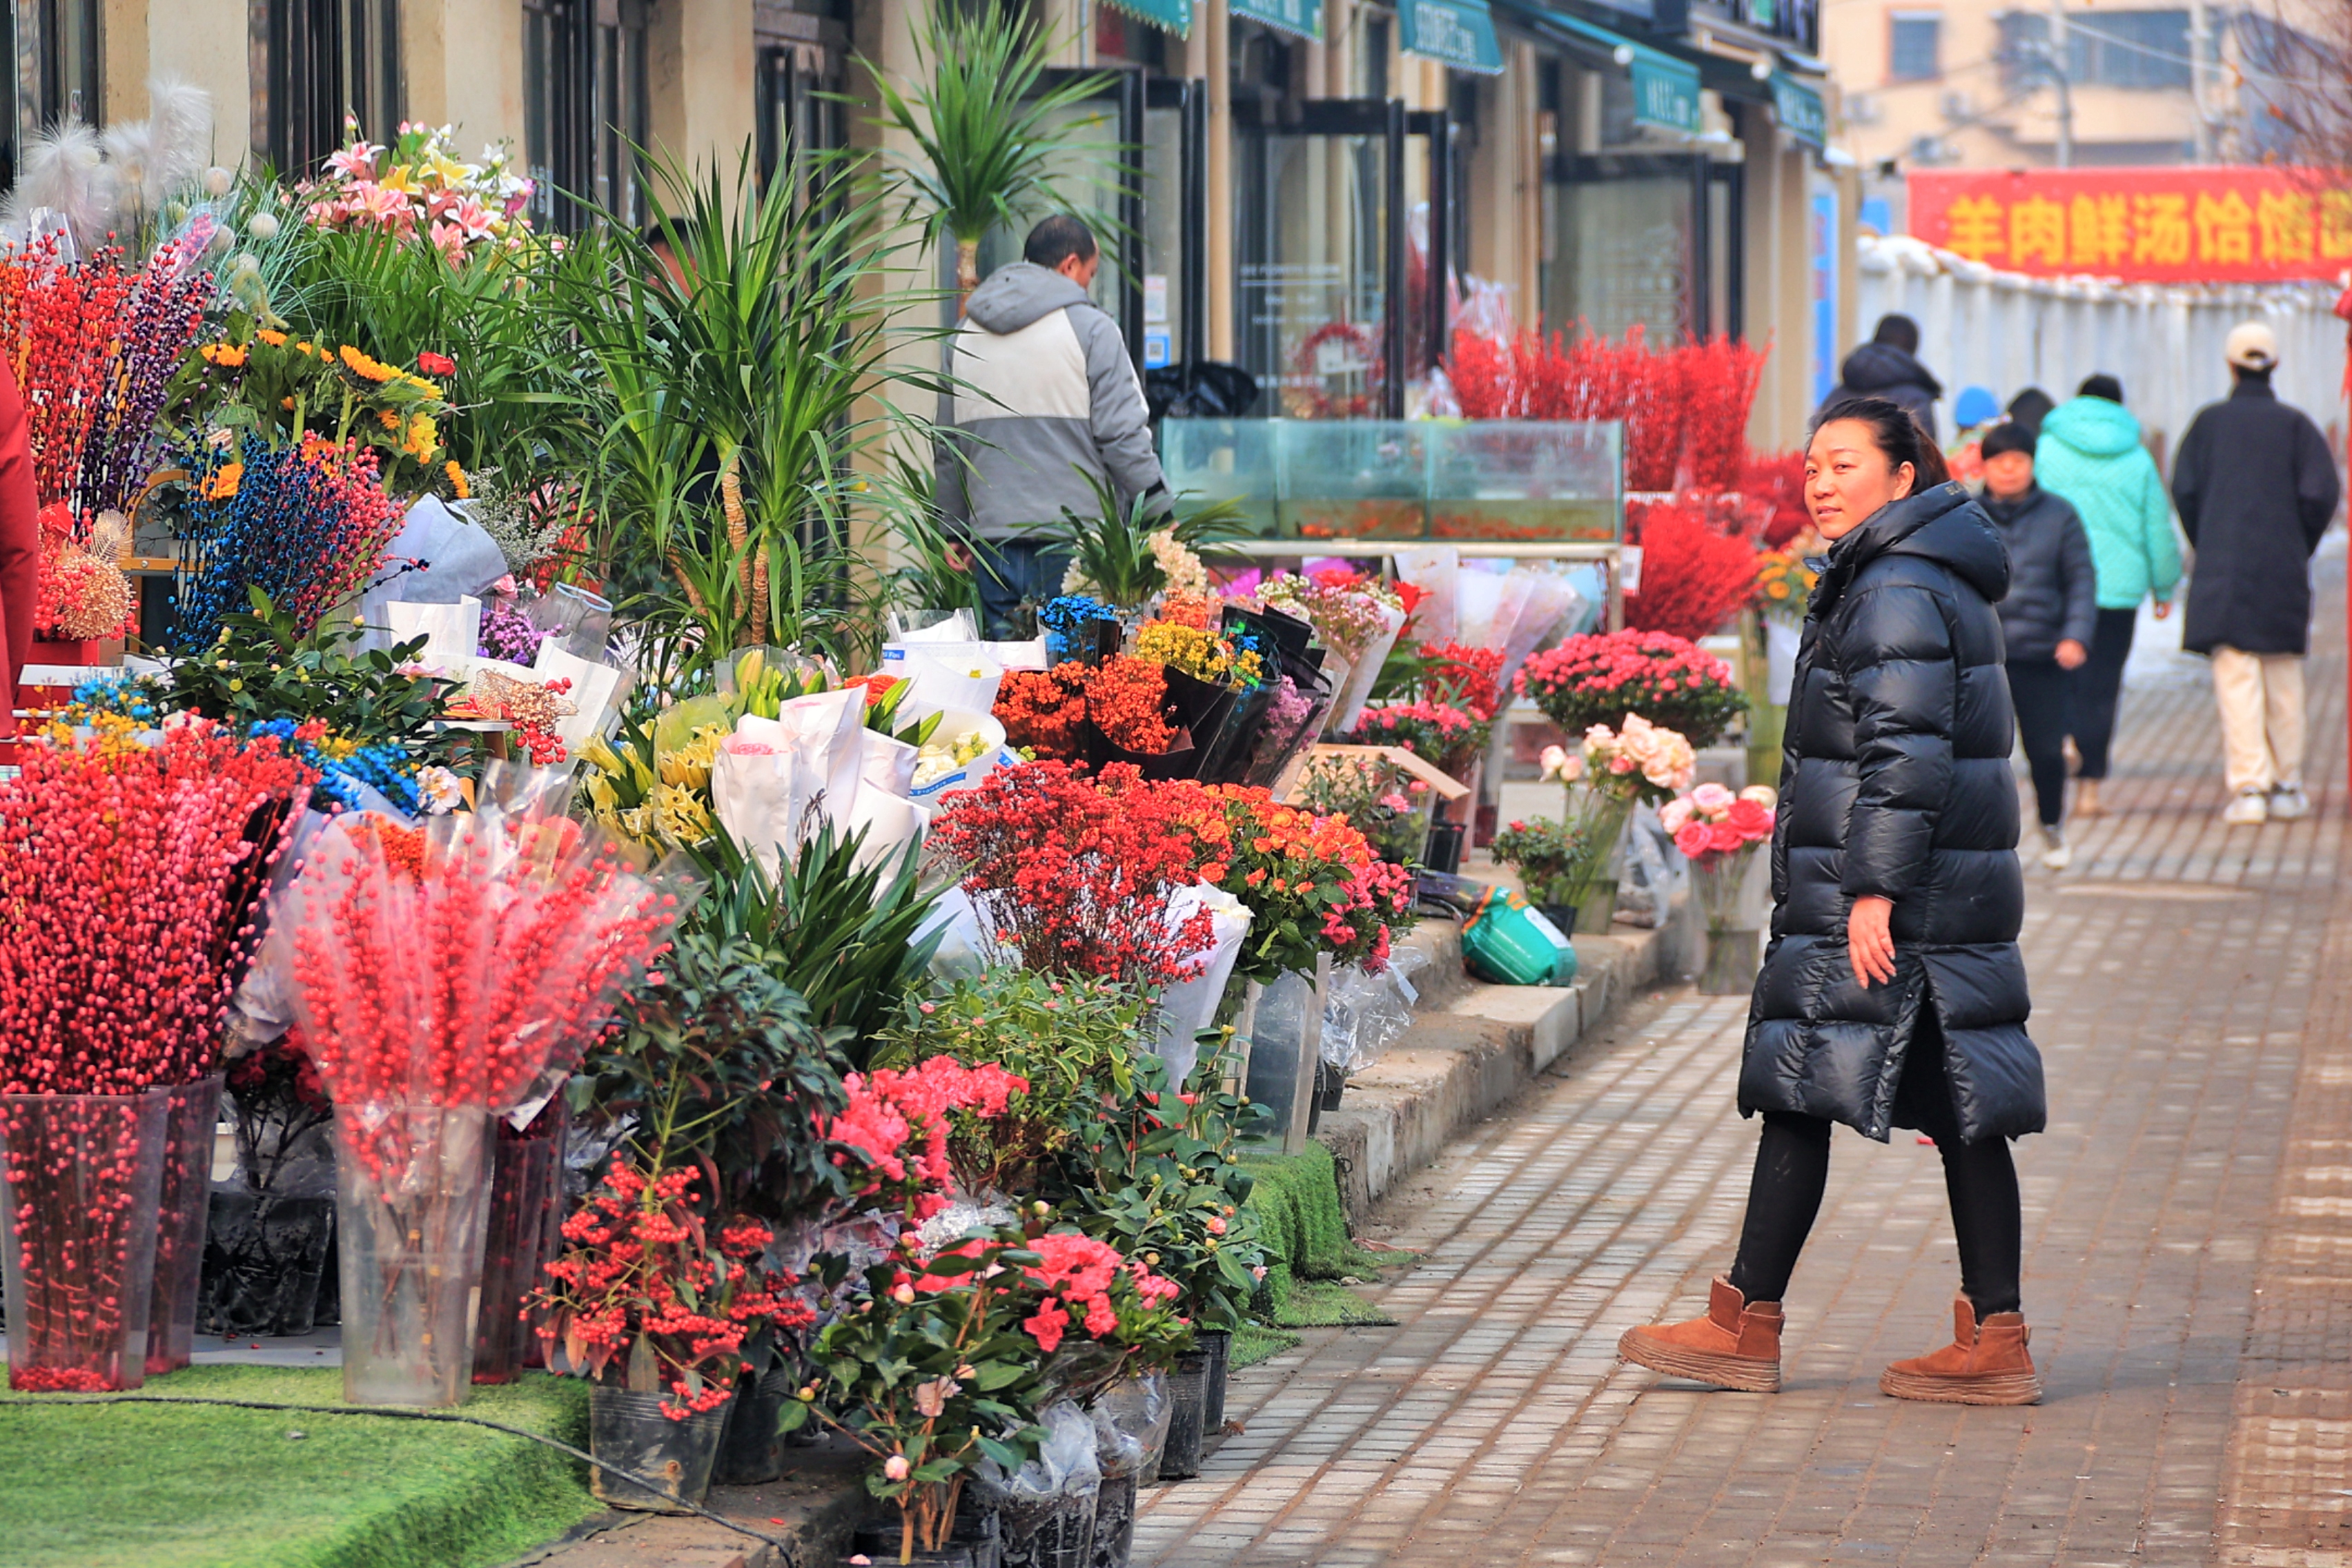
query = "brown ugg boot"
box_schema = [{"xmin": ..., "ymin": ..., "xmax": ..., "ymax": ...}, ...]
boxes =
[
  {"xmin": 1617, "ymin": 1277, "xmax": 1783, "ymax": 1393},
  {"xmin": 1879, "ymin": 1296, "xmax": 2042, "ymax": 1405}
]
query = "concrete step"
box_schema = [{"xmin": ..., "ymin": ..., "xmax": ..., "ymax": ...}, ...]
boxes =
[{"xmin": 1314, "ymin": 896, "xmax": 1703, "ymax": 1222}]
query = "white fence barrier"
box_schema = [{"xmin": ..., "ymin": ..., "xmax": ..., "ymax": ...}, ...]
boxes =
[{"xmin": 1854, "ymin": 233, "xmax": 2346, "ymax": 467}]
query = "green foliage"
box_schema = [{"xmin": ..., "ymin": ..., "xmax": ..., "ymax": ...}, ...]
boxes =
[
  {"xmin": 685, "ymin": 821, "xmax": 945, "ymax": 1070},
  {"xmin": 549, "ymin": 145, "xmax": 938, "ymax": 686},
  {"xmin": 1056, "ymin": 1041, "xmax": 1271, "ymax": 1330},
  {"xmin": 1016, "ymin": 473, "xmax": 1249, "ymax": 610},
  {"xmin": 874, "ymin": 968, "xmax": 1155, "ymax": 1194},
  {"xmin": 577, "ymin": 932, "xmax": 848, "ymax": 1224},
  {"xmin": 863, "ymin": 8, "xmax": 1120, "ymax": 293},
  {"xmin": 159, "ymin": 587, "xmax": 453, "ymax": 761},
  {"xmin": 789, "ymin": 1239, "xmax": 1049, "ymax": 1557},
  {"xmin": 1488, "ymin": 816, "xmax": 1594, "ymax": 906}
]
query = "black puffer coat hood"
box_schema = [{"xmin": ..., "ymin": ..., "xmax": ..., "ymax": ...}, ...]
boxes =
[
  {"xmin": 1830, "ymin": 344, "xmax": 1943, "ymax": 426},
  {"xmin": 1741, "ymin": 482, "xmax": 2045, "ymax": 1144}
]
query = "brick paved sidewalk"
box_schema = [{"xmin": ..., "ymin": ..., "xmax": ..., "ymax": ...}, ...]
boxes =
[{"xmin": 1137, "ymin": 562, "xmax": 2348, "ymax": 1567}]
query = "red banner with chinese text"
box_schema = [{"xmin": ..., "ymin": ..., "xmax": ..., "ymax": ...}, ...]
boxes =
[{"xmin": 1908, "ymin": 168, "xmax": 2352, "ymax": 284}]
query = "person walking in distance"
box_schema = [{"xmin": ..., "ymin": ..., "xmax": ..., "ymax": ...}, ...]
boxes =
[
  {"xmin": 1979, "ymin": 421, "xmax": 2097, "ymax": 869},
  {"xmin": 1618, "ymin": 396, "xmax": 2045, "ymax": 1405},
  {"xmin": 936, "ymin": 215, "xmax": 1170, "ymax": 638},
  {"xmin": 2031, "ymin": 374, "xmax": 2182, "ymax": 819},
  {"xmin": 2171, "ymin": 324, "xmax": 2341, "ymax": 825},
  {"xmin": 1822, "ymin": 314, "xmax": 1943, "ymax": 433}
]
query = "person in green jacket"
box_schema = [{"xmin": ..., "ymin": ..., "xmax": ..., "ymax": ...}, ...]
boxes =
[{"xmin": 2029, "ymin": 374, "xmax": 2184, "ymax": 819}]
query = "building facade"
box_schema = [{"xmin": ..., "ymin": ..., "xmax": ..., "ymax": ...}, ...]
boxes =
[{"xmin": 31, "ymin": 0, "xmax": 1854, "ymax": 446}]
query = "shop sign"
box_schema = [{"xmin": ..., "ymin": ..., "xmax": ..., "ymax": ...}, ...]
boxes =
[
  {"xmin": 1231, "ymin": 0, "xmax": 1322, "ymax": 39},
  {"xmin": 1104, "ymin": 0, "xmax": 1194, "ymax": 35},
  {"xmin": 1402, "ymin": 0, "xmax": 1505, "ymax": 73},
  {"xmin": 1631, "ymin": 55, "xmax": 1701, "ymax": 134},
  {"xmin": 1909, "ymin": 167, "xmax": 2352, "ymax": 283},
  {"xmin": 1772, "ymin": 73, "xmax": 1825, "ymax": 148}
]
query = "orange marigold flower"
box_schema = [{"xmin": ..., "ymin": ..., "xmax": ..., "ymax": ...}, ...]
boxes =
[{"xmin": 199, "ymin": 342, "xmax": 247, "ymax": 367}]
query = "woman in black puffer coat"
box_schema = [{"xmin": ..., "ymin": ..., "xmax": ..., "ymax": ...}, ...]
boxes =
[{"xmin": 1620, "ymin": 397, "xmax": 2046, "ymax": 1407}]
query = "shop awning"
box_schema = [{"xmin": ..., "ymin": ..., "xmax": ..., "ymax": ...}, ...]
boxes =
[
  {"xmin": 1496, "ymin": 4, "xmax": 1703, "ymax": 134},
  {"xmin": 1771, "ymin": 71, "xmax": 1826, "ymax": 146},
  {"xmin": 1402, "ymin": 0, "xmax": 1506, "ymax": 73},
  {"xmin": 1231, "ymin": 0, "xmax": 1322, "ymax": 40},
  {"xmin": 1104, "ymin": 0, "xmax": 1193, "ymax": 37}
]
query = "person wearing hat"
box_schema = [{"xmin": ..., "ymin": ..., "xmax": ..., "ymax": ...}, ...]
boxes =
[
  {"xmin": 1945, "ymin": 386, "xmax": 2002, "ymax": 487},
  {"xmin": 2172, "ymin": 322, "xmax": 2340, "ymax": 825},
  {"xmin": 2032, "ymin": 373, "xmax": 2182, "ymax": 820},
  {"xmin": 1979, "ymin": 420, "xmax": 2097, "ymax": 868}
]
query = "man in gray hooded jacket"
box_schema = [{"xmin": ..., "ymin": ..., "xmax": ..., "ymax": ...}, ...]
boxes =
[{"xmin": 938, "ymin": 215, "xmax": 1170, "ymax": 637}]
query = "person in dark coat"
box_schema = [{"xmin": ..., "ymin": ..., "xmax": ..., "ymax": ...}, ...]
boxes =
[
  {"xmin": 2172, "ymin": 322, "xmax": 2340, "ymax": 825},
  {"xmin": 2004, "ymin": 386, "xmax": 2055, "ymax": 438},
  {"xmin": 1620, "ymin": 395, "xmax": 2044, "ymax": 1407},
  {"xmin": 1822, "ymin": 314, "xmax": 1943, "ymax": 433},
  {"xmin": 1979, "ymin": 420, "xmax": 2097, "ymax": 867}
]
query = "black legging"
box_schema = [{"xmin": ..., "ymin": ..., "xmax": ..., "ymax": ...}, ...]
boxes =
[
  {"xmin": 1725, "ymin": 1016, "xmax": 2023, "ymax": 1315},
  {"xmin": 2070, "ymin": 607, "xmax": 2139, "ymax": 781},
  {"xmin": 2007, "ymin": 658, "xmax": 2072, "ymax": 830}
]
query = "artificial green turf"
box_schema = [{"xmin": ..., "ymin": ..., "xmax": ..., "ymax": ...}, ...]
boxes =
[
  {"xmin": 0, "ymin": 1364, "xmax": 598, "ymax": 1568},
  {"xmin": 1239, "ymin": 1143, "xmax": 1411, "ymax": 1327}
]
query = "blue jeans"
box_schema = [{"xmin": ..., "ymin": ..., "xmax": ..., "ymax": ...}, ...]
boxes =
[{"xmin": 972, "ymin": 539, "xmax": 1072, "ymax": 641}]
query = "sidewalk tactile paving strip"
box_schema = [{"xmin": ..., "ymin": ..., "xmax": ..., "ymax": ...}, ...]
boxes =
[{"xmin": 1139, "ymin": 560, "xmax": 2349, "ymax": 1567}]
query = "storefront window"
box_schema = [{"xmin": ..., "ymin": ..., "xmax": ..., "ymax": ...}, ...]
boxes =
[
  {"xmin": 1237, "ymin": 125, "xmax": 1392, "ymax": 418},
  {"xmin": 1542, "ymin": 170, "xmax": 1694, "ymax": 343},
  {"xmin": 522, "ymin": 0, "xmax": 649, "ymax": 233},
  {"xmin": 255, "ymin": 0, "xmax": 402, "ymax": 175}
]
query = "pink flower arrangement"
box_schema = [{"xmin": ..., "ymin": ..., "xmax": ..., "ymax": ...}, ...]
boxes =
[
  {"xmin": 1662, "ymin": 783, "xmax": 1778, "ymax": 864},
  {"xmin": 1580, "ymin": 714, "xmax": 1697, "ymax": 802},
  {"xmin": 301, "ymin": 119, "xmax": 533, "ymax": 259},
  {"xmin": 1516, "ymin": 629, "xmax": 1747, "ymax": 748},
  {"xmin": 824, "ymin": 1057, "xmax": 1030, "ymax": 1222}
]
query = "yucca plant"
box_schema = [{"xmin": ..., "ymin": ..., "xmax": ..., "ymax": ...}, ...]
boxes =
[
  {"xmin": 864, "ymin": 6, "xmax": 1121, "ymax": 305},
  {"xmin": 549, "ymin": 142, "xmax": 949, "ymax": 687}
]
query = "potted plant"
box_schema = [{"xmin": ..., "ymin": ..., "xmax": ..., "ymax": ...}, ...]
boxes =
[
  {"xmin": 1662, "ymin": 783, "xmax": 1779, "ymax": 994},
  {"xmin": 1529, "ymin": 716, "xmax": 1697, "ymax": 932},
  {"xmin": 1488, "ymin": 816, "xmax": 1593, "ymax": 934},
  {"xmin": 1514, "ymin": 629, "xmax": 1747, "ymax": 749},
  {"xmin": 531, "ymin": 1153, "xmax": 813, "ymax": 1511}
]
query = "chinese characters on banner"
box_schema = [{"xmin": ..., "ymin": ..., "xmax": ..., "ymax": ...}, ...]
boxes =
[{"xmin": 1909, "ymin": 168, "xmax": 2352, "ymax": 284}]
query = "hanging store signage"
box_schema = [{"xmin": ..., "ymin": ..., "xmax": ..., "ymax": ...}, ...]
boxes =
[
  {"xmin": 1538, "ymin": 11, "xmax": 1702, "ymax": 134},
  {"xmin": 1402, "ymin": 0, "xmax": 1505, "ymax": 73},
  {"xmin": 1104, "ymin": 0, "xmax": 1193, "ymax": 36},
  {"xmin": 1909, "ymin": 167, "xmax": 2352, "ymax": 284},
  {"xmin": 1231, "ymin": 0, "xmax": 1322, "ymax": 40},
  {"xmin": 1772, "ymin": 73, "xmax": 1825, "ymax": 148}
]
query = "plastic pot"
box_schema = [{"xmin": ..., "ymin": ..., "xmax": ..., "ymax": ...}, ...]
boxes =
[
  {"xmin": 333, "ymin": 1106, "xmax": 495, "ymax": 1407},
  {"xmin": 1155, "ymin": 1342, "xmax": 1212, "ymax": 1480},
  {"xmin": 147, "ymin": 1075, "xmax": 226, "ymax": 1377},
  {"xmin": 588, "ymin": 1385, "xmax": 732, "ymax": 1511},
  {"xmin": 0, "ymin": 1087, "xmax": 171, "ymax": 1391},
  {"xmin": 712, "ymin": 1366, "xmax": 792, "ymax": 1486},
  {"xmin": 471, "ymin": 1100, "xmax": 569, "ymax": 1384},
  {"xmin": 199, "ymin": 1187, "xmax": 335, "ymax": 1336},
  {"xmin": 1086, "ymin": 1473, "xmax": 1138, "ymax": 1568},
  {"xmin": 1197, "ymin": 1329, "xmax": 1232, "ymax": 1444},
  {"xmin": 998, "ymin": 1492, "xmax": 1097, "ymax": 1568},
  {"xmin": 1698, "ymin": 928, "xmax": 1762, "ymax": 996}
]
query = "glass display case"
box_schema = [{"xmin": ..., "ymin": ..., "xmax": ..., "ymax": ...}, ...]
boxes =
[{"xmin": 1160, "ymin": 419, "xmax": 1622, "ymax": 542}]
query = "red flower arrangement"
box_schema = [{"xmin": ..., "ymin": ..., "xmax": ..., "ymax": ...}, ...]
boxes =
[
  {"xmin": 1346, "ymin": 698, "xmax": 1483, "ymax": 774},
  {"xmin": 530, "ymin": 1158, "xmax": 816, "ymax": 1419},
  {"xmin": 1516, "ymin": 629, "xmax": 1747, "ymax": 749},
  {"xmin": 1084, "ymin": 654, "xmax": 1173, "ymax": 754},
  {"xmin": 1623, "ymin": 502, "xmax": 1762, "ymax": 642},
  {"xmin": 1003, "ymin": 1231, "xmax": 1183, "ymax": 1361},
  {"xmin": 825, "ymin": 1056, "xmax": 1030, "ymax": 1223},
  {"xmin": 992, "ymin": 667, "xmax": 1087, "ymax": 759},
  {"xmin": 1416, "ymin": 640, "xmax": 1504, "ymax": 721},
  {"xmin": 926, "ymin": 761, "xmax": 1216, "ymax": 986}
]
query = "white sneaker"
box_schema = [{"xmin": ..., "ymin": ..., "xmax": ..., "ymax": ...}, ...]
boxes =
[
  {"xmin": 2268, "ymin": 783, "xmax": 2312, "ymax": 821},
  {"xmin": 2224, "ymin": 787, "xmax": 2269, "ymax": 826},
  {"xmin": 2039, "ymin": 827, "xmax": 2071, "ymax": 870}
]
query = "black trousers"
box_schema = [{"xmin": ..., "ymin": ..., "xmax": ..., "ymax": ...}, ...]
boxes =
[
  {"xmin": 2070, "ymin": 608, "xmax": 2139, "ymax": 781},
  {"xmin": 2007, "ymin": 658, "xmax": 2073, "ymax": 830},
  {"xmin": 1726, "ymin": 1017, "xmax": 2023, "ymax": 1316}
]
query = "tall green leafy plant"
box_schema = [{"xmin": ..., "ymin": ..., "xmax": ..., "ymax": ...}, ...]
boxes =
[
  {"xmin": 863, "ymin": 7, "xmax": 1119, "ymax": 304},
  {"xmin": 1017, "ymin": 474, "xmax": 1249, "ymax": 609},
  {"xmin": 552, "ymin": 144, "xmax": 942, "ymax": 686}
]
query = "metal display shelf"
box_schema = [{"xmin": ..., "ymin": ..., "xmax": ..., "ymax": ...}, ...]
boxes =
[{"xmin": 1197, "ymin": 538, "xmax": 1627, "ymax": 631}]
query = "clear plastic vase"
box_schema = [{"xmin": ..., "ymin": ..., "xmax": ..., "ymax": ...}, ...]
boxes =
[
  {"xmin": 1, "ymin": 1088, "xmax": 171, "ymax": 1391},
  {"xmin": 472, "ymin": 1099, "xmax": 570, "ymax": 1384},
  {"xmin": 333, "ymin": 1106, "xmax": 496, "ymax": 1407},
  {"xmin": 146, "ymin": 1075, "xmax": 226, "ymax": 1376}
]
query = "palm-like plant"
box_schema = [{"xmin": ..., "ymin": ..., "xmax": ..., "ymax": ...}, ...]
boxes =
[
  {"xmin": 549, "ymin": 143, "xmax": 949, "ymax": 687},
  {"xmin": 865, "ymin": 6, "xmax": 1120, "ymax": 306}
]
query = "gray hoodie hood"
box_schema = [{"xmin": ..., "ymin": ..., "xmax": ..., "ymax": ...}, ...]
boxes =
[{"xmin": 963, "ymin": 262, "xmax": 1093, "ymax": 334}]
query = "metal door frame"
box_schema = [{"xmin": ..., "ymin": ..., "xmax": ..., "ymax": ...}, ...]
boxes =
[
  {"xmin": 1144, "ymin": 75, "xmax": 1211, "ymax": 371},
  {"xmin": 1037, "ymin": 67, "xmax": 1148, "ymax": 366}
]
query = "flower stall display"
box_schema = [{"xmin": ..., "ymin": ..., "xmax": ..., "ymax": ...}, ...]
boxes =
[
  {"xmin": 300, "ymin": 119, "xmax": 534, "ymax": 259},
  {"xmin": 268, "ymin": 796, "xmax": 681, "ymax": 1404},
  {"xmin": 0, "ymin": 725, "xmax": 313, "ymax": 1391},
  {"xmin": 1290, "ymin": 749, "xmax": 1438, "ymax": 867},
  {"xmin": 1516, "ymin": 629, "xmax": 1747, "ymax": 749},
  {"xmin": 1662, "ymin": 783, "xmax": 1778, "ymax": 994},
  {"xmin": 1622, "ymin": 501, "xmax": 1760, "ymax": 643},
  {"xmin": 1522, "ymin": 715, "xmax": 1696, "ymax": 932},
  {"xmin": 1488, "ymin": 816, "xmax": 1594, "ymax": 929},
  {"xmin": 1257, "ymin": 568, "xmax": 1407, "ymax": 732}
]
